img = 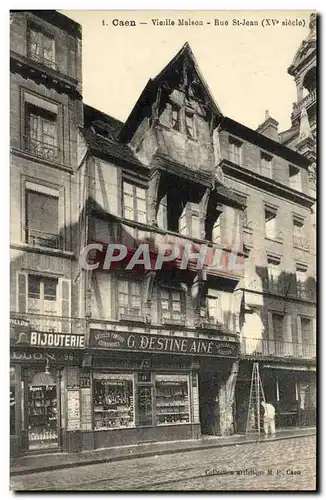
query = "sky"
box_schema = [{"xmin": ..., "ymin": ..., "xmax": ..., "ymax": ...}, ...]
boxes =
[{"xmin": 63, "ymin": 10, "xmax": 312, "ymax": 132}]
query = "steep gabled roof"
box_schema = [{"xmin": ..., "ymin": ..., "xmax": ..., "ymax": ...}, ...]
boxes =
[
  {"xmin": 119, "ymin": 42, "xmax": 222, "ymax": 142},
  {"xmin": 79, "ymin": 126, "xmax": 145, "ymax": 168}
]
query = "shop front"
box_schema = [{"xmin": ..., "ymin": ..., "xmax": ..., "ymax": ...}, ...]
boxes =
[
  {"xmin": 235, "ymin": 360, "xmax": 316, "ymax": 433},
  {"xmin": 75, "ymin": 329, "xmax": 240, "ymax": 451},
  {"xmin": 10, "ymin": 321, "xmax": 86, "ymax": 457}
]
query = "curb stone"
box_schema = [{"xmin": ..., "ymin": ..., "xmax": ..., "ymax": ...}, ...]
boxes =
[{"xmin": 10, "ymin": 431, "xmax": 316, "ymax": 476}]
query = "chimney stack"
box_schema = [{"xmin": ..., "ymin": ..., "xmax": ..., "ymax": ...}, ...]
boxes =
[{"xmin": 256, "ymin": 110, "xmax": 279, "ymax": 142}]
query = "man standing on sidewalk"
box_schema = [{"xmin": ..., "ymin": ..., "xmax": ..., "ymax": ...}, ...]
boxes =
[{"xmin": 261, "ymin": 402, "xmax": 276, "ymax": 437}]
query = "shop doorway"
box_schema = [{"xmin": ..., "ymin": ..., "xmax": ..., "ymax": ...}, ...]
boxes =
[
  {"xmin": 28, "ymin": 371, "xmax": 58, "ymax": 450},
  {"xmin": 198, "ymin": 371, "xmax": 219, "ymax": 436}
]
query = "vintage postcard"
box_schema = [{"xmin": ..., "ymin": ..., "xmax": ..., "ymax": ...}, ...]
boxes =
[{"xmin": 9, "ymin": 9, "xmax": 316, "ymax": 491}]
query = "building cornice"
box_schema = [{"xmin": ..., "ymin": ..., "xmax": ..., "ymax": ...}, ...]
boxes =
[
  {"xmin": 10, "ymin": 50, "xmax": 81, "ymax": 98},
  {"xmin": 221, "ymin": 159, "xmax": 316, "ymax": 208}
]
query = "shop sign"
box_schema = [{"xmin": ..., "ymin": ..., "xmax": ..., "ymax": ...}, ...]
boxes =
[
  {"xmin": 89, "ymin": 330, "xmax": 239, "ymax": 357},
  {"xmin": 10, "ymin": 350, "xmax": 79, "ymax": 364},
  {"xmin": 10, "ymin": 317, "xmax": 85, "ymax": 349}
]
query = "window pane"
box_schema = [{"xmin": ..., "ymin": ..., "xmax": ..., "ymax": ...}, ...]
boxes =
[
  {"xmin": 155, "ymin": 377, "xmax": 190, "ymax": 425},
  {"xmin": 136, "ymin": 187, "xmax": 145, "ymax": 200},
  {"xmin": 43, "ymin": 278, "xmax": 58, "ymax": 301},
  {"xmin": 28, "ymin": 276, "xmax": 41, "ymax": 299},
  {"xmin": 93, "ymin": 376, "xmax": 134, "ymax": 429},
  {"xmin": 123, "ymin": 182, "xmax": 133, "ymax": 195}
]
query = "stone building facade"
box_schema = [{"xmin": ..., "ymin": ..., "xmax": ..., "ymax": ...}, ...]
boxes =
[{"xmin": 10, "ymin": 10, "xmax": 316, "ymax": 456}]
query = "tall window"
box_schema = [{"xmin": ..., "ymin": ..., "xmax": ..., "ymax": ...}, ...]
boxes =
[
  {"xmin": 261, "ymin": 152, "xmax": 273, "ymax": 178},
  {"xmin": 296, "ymin": 264, "xmax": 308, "ymax": 299},
  {"xmin": 185, "ymin": 110, "xmax": 195, "ymax": 138},
  {"xmin": 267, "ymin": 256, "xmax": 281, "ymax": 293},
  {"xmin": 206, "ymin": 295, "xmax": 221, "ymax": 325},
  {"xmin": 264, "ymin": 206, "xmax": 277, "ymax": 240},
  {"xmin": 272, "ymin": 313, "xmax": 284, "ymax": 342},
  {"xmin": 25, "ymin": 104, "xmax": 58, "ymax": 160},
  {"xmin": 117, "ymin": 279, "xmax": 142, "ymax": 318},
  {"xmin": 289, "ymin": 165, "xmax": 302, "ymax": 192},
  {"xmin": 229, "ymin": 137, "xmax": 242, "ymax": 165},
  {"xmin": 301, "ymin": 317, "xmax": 313, "ymax": 344},
  {"xmin": 28, "ymin": 26, "xmax": 55, "ymax": 68},
  {"xmin": 122, "ymin": 182, "xmax": 147, "ymax": 224},
  {"xmin": 293, "ymin": 216, "xmax": 307, "ymax": 249},
  {"xmin": 25, "ymin": 189, "xmax": 60, "ymax": 249},
  {"xmin": 160, "ymin": 288, "xmax": 183, "ymax": 323}
]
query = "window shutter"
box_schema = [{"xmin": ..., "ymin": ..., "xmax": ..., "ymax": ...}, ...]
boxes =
[
  {"xmin": 17, "ymin": 272, "xmax": 27, "ymax": 313},
  {"xmin": 60, "ymin": 279, "xmax": 71, "ymax": 318}
]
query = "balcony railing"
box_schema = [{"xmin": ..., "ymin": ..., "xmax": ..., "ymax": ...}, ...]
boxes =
[
  {"xmin": 28, "ymin": 51, "xmax": 58, "ymax": 71},
  {"xmin": 292, "ymin": 90, "xmax": 317, "ymax": 120},
  {"xmin": 293, "ymin": 235, "xmax": 310, "ymax": 251},
  {"xmin": 25, "ymin": 228, "xmax": 63, "ymax": 250},
  {"xmin": 263, "ymin": 278, "xmax": 284, "ymax": 296},
  {"xmin": 23, "ymin": 136, "xmax": 59, "ymax": 162},
  {"xmin": 118, "ymin": 306, "xmax": 145, "ymax": 322},
  {"xmin": 241, "ymin": 337, "xmax": 316, "ymax": 360},
  {"xmin": 10, "ymin": 312, "xmax": 85, "ymax": 337}
]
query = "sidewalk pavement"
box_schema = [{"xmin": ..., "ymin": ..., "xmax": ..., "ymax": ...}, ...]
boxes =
[{"xmin": 11, "ymin": 427, "xmax": 316, "ymax": 476}]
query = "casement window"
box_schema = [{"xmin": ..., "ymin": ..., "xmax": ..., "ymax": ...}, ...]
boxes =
[
  {"xmin": 293, "ymin": 215, "xmax": 308, "ymax": 249},
  {"xmin": 229, "ymin": 137, "xmax": 243, "ymax": 165},
  {"xmin": 122, "ymin": 182, "xmax": 147, "ymax": 224},
  {"xmin": 25, "ymin": 103, "xmax": 58, "ymax": 161},
  {"xmin": 16, "ymin": 273, "xmax": 70, "ymax": 331},
  {"xmin": 206, "ymin": 295, "xmax": 221, "ymax": 325},
  {"xmin": 264, "ymin": 205, "xmax": 278, "ymax": 240},
  {"xmin": 179, "ymin": 203, "xmax": 200, "ymax": 238},
  {"xmin": 25, "ymin": 187, "xmax": 60, "ymax": 249},
  {"xmin": 296, "ymin": 264, "xmax": 308, "ymax": 299},
  {"xmin": 289, "ymin": 164, "xmax": 302, "ymax": 192},
  {"xmin": 185, "ymin": 109, "xmax": 195, "ymax": 138},
  {"xmin": 117, "ymin": 279, "xmax": 142, "ymax": 319},
  {"xmin": 260, "ymin": 152, "xmax": 273, "ymax": 178},
  {"xmin": 28, "ymin": 25, "xmax": 56, "ymax": 69},
  {"xmin": 160, "ymin": 288, "xmax": 184, "ymax": 323},
  {"xmin": 171, "ymin": 103, "xmax": 181, "ymax": 131}
]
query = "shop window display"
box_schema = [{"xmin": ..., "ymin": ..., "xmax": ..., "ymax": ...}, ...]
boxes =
[
  {"xmin": 28, "ymin": 385, "xmax": 58, "ymax": 448},
  {"xmin": 93, "ymin": 373, "xmax": 134, "ymax": 429},
  {"xmin": 155, "ymin": 374, "xmax": 190, "ymax": 425}
]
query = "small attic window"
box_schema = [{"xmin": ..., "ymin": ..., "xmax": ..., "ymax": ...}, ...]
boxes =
[
  {"xmin": 171, "ymin": 103, "xmax": 181, "ymax": 131},
  {"xmin": 185, "ymin": 110, "xmax": 195, "ymax": 138}
]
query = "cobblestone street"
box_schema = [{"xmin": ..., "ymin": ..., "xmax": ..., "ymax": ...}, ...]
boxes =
[{"xmin": 11, "ymin": 435, "xmax": 316, "ymax": 491}]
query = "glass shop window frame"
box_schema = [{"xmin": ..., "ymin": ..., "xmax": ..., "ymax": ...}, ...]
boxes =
[
  {"xmin": 92, "ymin": 372, "xmax": 191, "ymax": 430},
  {"xmin": 93, "ymin": 373, "xmax": 135, "ymax": 431}
]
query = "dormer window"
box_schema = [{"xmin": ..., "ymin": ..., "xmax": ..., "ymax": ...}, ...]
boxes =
[{"xmin": 171, "ymin": 104, "xmax": 181, "ymax": 131}]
